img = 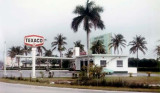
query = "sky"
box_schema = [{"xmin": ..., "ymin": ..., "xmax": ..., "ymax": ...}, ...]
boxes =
[{"xmin": 0, "ymin": 0, "xmax": 160, "ymax": 62}]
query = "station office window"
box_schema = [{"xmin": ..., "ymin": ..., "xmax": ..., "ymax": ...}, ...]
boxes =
[
  {"xmin": 100, "ymin": 60, "xmax": 106, "ymax": 67},
  {"xmin": 117, "ymin": 60, "xmax": 123, "ymax": 67}
]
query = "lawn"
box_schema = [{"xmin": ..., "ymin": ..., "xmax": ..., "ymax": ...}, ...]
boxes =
[
  {"xmin": 139, "ymin": 71, "xmax": 160, "ymax": 75},
  {"xmin": 0, "ymin": 76, "xmax": 160, "ymax": 92},
  {"xmin": 105, "ymin": 76, "xmax": 160, "ymax": 84}
]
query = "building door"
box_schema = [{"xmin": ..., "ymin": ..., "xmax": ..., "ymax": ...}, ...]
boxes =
[
  {"xmin": 80, "ymin": 61, "xmax": 83, "ymax": 70},
  {"xmin": 85, "ymin": 61, "xmax": 88, "ymax": 66}
]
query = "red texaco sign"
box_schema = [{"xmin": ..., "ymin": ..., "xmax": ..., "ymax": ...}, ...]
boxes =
[{"xmin": 24, "ymin": 35, "xmax": 44, "ymax": 47}]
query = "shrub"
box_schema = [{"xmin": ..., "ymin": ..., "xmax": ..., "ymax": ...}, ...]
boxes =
[
  {"xmin": 72, "ymin": 73, "xmax": 79, "ymax": 79},
  {"xmin": 129, "ymin": 82, "xmax": 149, "ymax": 88},
  {"xmin": 106, "ymin": 78, "xmax": 128, "ymax": 87},
  {"xmin": 36, "ymin": 78, "xmax": 40, "ymax": 82},
  {"xmin": 39, "ymin": 71, "xmax": 44, "ymax": 78}
]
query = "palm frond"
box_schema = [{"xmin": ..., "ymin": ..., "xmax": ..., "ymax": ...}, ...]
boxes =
[
  {"xmin": 73, "ymin": 5, "xmax": 85, "ymax": 15},
  {"xmin": 71, "ymin": 16, "xmax": 84, "ymax": 32}
]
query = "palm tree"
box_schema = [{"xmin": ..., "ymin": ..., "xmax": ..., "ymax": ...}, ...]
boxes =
[
  {"xmin": 74, "ymin": 40, "xmax": 84, "ymax": 52},
  {"xmin": 129, "ymin": 35, "xmax": 147, "ymax": 61},
  {"xmin": 65, "ymin": 48, "xmax": 73, "ymax": 58},
  {"xmin": 42, "ymin": 46, "xmax": 55, "ymax": 57},
  {"xmin": 22, "ymin": 45, "xmax": 31, "ymax": 66},
  {"xmin": 8, "ymin": 46, "xmax": 16, "ymax": 67},
  {"xmin": 37, "ymin": 46, "xmax": 43, "ymax": 56},
  {"xmin": 23, "ymin": 45, "xmax": 31, "ymax": 56},
  {"xmin": 42, "ymin": 46, "xmax": 55, "ymax": 71},
  {"xmin": 71, "ymin": 0, "xmax": 105, "ymax": 76},
  {"xmin": 71, "ymin": 0, "xmax": 105, "ymax": 55},
  {"xmin": 36, "ymin": 46, "xmax": 44, "ymax": 68},
  {"xmin": 37, "ymin": 39, "xmax": 47, "ymax": 56},
  {"xmin": 51, "ymin": 34, "xmax": 67, "ymax": 68},
  {"xmin": 8, "ymin": 46, "xmax": 23, "ymax": 68},
  {"xmin": 15, "ymin": 46, "xmax": 24, "ymax": 68},
  {"xmin": 90, "ymin": 40, "xmax": 105, "ymax": 54},
  {"xmin": 155, "ymin": 45, "xmax": 160, "ymax": 59},
  {"xmin": 108, "ymin": 34, "xmax": 126, "ymax": 54}
]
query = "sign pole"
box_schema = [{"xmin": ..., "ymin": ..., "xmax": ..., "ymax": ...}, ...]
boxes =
[
  {"xmin": 24, "ymin": 35, "xmax": 44, "ymax": 78},
  {"xmin": 32, "ymin": 47, "xmax": 36, "ymax": 78}
]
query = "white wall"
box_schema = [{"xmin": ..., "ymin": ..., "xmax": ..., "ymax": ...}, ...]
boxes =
[{"xmin": 94, "ymin": 56, "xmax": 128, "ymax": 72}]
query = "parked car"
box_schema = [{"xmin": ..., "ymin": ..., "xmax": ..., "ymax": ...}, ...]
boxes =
[{"xmin": 102, "ymin": 68, "xmax": 114, "ymax": 74}]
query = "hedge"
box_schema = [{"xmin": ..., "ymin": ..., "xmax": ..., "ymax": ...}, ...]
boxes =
[{"xmin": 138, "ymin": 67, "xmax": 160, "ymax": 72}]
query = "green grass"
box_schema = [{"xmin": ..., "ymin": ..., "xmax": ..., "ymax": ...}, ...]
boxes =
[
  {"xmin": 105, "ymin": 76, "xmax": 160, "ymax": 84},
  {"xmin": 139, "ymin": 71, "xmax": 160, "ymax": 75},
  {"xmin": 0, "ymin": 76, "xmax": 160, "ymax": 92}
]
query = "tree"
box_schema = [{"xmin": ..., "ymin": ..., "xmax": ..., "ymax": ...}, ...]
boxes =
[
  {"xmin": 37, "ymin": 39, "xmax": 47, "ymax": 56},
  {"xmin": 51, "ymin": 34, "xmax": 67, "ymax": 68},
  {"xmin": 90, "ymin": 40, "xmax": 105, "ymax": 54},
  {"xmin": 42, "ymin": 46, "xmax": 55, "ymax": 57},
  {"xmin": 65, "ymin": 48, "xmax": 73, "ymax": 58},
  {"xmin": 8, "ymin": 46, "xmax": 23, "ymax": 68},
  {"xmin": 42, "ymin": 46, "xmax": 55, "ymax": 71},
  {"xmin": 8, "ymin": 46, "xmax": 16, "ymax": 67},
  {"xmin": 71, "ymin": 0, "xmax": 105, "ymax": 76},
  {"xmin": 108, "ymin": 34, "xmax": 126, "ymax": 54},
  {"xmin": 155, "ymin": 45, "xmax": 160, "ymax": 59},
  {"xmin": 22, "ymin": 45, "xmax": 31, "ymax": 56},
  {"xmin": 129, "ymin": 35, "xmax": 147, "ymax": 59},
  {"xmin": 22, "ymin": 45, "xmax": 31, "ymax": 67},
  {"xmin": 74, "ymin": 40, "xmax": 84, "ymax": 52},
  {"xmin": 37, "ymin": 46, "xmax": 43, "ymax": 56},
  {"xmin": 71, "ymin": 0, "xmax": 105, "ymax": 55}
]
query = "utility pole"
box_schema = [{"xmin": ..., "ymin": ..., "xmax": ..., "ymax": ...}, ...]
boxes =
[{"xmin": 3, "ymin": 41, "xmax": 7, "ymax": 77}]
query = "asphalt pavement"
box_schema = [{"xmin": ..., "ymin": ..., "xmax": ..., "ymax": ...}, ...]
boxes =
[{"xmin": 0, "ymin": 82, "xmax": 153, "ymax": 93}]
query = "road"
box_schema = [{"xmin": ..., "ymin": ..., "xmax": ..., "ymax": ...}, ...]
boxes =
[{"xmin": 0, "ymin": 82, "xmax": 153, "ymax": 93}]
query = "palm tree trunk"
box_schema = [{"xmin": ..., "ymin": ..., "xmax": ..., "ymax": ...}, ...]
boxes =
[
  {"xmin": 25, "ymin": 54, "xmax": 27, "ymax": 68},
  {"xmin": 87, "ymin": 0, "xmax": 89, "ymax": 4},
  {"xmin": 38, "ymin": 52, "xmax": 41, "ymax": 68},
  {"xmin": 17, "ymin": 58, "xmax": 20, "ymax": 69},
  {"xmin": 60, "ymin": 51, "xmax": 62, "ymax": 68},
  {"xmin": 87, "ymin": 31, "xmax": 90, "ymax": 55},
  {"xmin": 11, "ymin": 58, "xmax": 13, "ymax": 68},
  {"xmin": 137, "ymin": 48, "xmax": 138, "ymax": 59},
  {"xmin": 87, "ymin": 31, "xmax": 90, "ymax": 77},
  {"xmin": 47, "ymin": 59, "xmax": 49, "ymax": 71},
  {"xmin": 137, "ymin": 48, "xmax": 138, "ymax": 68}
]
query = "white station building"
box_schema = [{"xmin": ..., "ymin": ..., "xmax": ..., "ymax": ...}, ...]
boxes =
[{"xmin": 74, "ymin": 47, "xmax": 137, "ymax": 73}]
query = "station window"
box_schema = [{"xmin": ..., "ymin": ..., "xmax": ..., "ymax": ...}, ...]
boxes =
[
  {"xmin": 100, "ymin": 60, "xmax": 106, "ymax": 67},
  {"xmin": 117, "ymin": 60, "xmax": 123, "ymax": 67}
]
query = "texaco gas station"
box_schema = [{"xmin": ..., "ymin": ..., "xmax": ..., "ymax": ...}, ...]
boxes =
[{"xmin": 13, "ymin": 35, "xmax": 136, "ymax": 78}]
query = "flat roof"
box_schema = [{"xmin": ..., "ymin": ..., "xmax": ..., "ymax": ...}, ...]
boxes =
[
  {"xmin": 16, "ymin": 55, "xmax": 75, "ymax": 60},
  {"xmin": 76, "ymin": 54, "xmax": 128, "ymax": 58},
  {"xmin": 16, "ymin": 54, "xmax": 128, "ymax": 59}
]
